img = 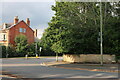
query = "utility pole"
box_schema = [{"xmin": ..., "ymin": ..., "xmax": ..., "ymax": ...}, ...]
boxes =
[{"xmin": 100, "ymin": 1, "xmax": 103, "ymax": 66}]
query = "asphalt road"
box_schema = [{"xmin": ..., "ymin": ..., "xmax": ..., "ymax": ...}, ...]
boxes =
[{"xmin": 2, "ymin": 57, "xmax": 118, "ymax": 78}]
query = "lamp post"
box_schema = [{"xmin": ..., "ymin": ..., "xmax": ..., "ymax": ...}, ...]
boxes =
[{"xmin": 100, "ymin": 1, "xmax": 103, "ymax": 65}]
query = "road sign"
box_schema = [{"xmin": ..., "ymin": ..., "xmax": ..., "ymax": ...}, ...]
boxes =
[{"xmin": 40, "ymin": 47, "xmax": 42, "ymax": 52}]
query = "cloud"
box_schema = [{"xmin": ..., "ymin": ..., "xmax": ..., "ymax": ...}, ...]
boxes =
[
  {"xmin": 2, "ymin": 0, "xmax": 55, "ymax": 2},
  {"xmin": 0, "ymin": 2, "xmax": 2, "ymax": 24},
  {"xmin": 1, "ymin": 2, "xmax": 55, "ymax": 38},
  {"xmin": 2, "ymin": 2, "xmax": 55, "ymax": 28}
]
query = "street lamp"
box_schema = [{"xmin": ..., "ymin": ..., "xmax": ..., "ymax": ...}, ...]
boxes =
[{"xmin": 100, "ymin": 1, "xmax": 103, "ymax": 65}]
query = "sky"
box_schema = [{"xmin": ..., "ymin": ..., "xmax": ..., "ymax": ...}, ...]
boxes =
[
  {"xmin": 0, "ymin": 0, "xmax": 118, "ymax": 38},
  {"xmin": 0, "ymin": 0, "xmax": 55, "ymax": 38}
]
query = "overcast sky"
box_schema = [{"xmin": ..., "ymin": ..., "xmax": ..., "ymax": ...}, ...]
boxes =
[{"xmin": 0, "ymin": 1, "xmax": 55, "ymax": 38}]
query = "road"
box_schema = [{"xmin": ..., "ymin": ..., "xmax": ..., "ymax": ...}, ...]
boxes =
[{"xmin": 2, "ymin": 57, "xmax": 118, "ymax": 78}]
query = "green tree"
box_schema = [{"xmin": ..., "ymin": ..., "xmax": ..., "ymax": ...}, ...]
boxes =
[
  {"xmin": 101, "ymin": 2, "xmax": 120, "ymax": 60},
  {"xmin": 26, "ymin": 43, "xmax": 35, "ymax": 56},
  {"xmin": 41, "ymin": 2, "xmax": 100, "ymax": 54},
  {"xmin": 26, "ymin": 42, "xmax": 42, "ymax": 57},
  {"xmin": 15, "ymin": 34, "xmax": 28, "ymax": 56},
  {"xmin": 41, "ymin": 2, "xmax": 120, "ymax": 59}
]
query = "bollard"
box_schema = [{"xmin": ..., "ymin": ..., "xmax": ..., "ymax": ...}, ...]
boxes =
[
  {"xmin": 25, "ymin": 54, "xmax": 28, "ymax": 59},
  {"xmin": 36, "ymin": 54, "xmax": 39, "ymax": 59}
]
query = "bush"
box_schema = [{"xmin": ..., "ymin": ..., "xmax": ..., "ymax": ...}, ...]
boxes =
[
  {"xmin": 26, "ymin": 43, "xmax": 35, "ymax": 56},
  {"xmin": 1, "ymin": 46, "xmax": 16, "ymax": 58},
  {"xmin": 7, "ymin": 46, "xmax": 16, "ymax": 57},
  {"xmin": 1, "ymin": 46, "xmax": 6, "ymax": 58},
  {"xmin": 15, "ymin": 34, "xmax": 28, "ymax": 57}
]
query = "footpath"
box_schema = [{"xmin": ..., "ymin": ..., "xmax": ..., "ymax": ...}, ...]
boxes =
[
  {"xmin": 1, "ymin": 71, "xmax": 23, "ymax": 79},
  {"xmin": 41, "ymin": 61, "xmax": 119, "ymax": 73}
]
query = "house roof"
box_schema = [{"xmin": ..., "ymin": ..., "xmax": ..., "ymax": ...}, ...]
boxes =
[
  {"xmin": 9, "ymin": 20, "xmax": 34, "ymax": 32},
  {"xmin": 0, "ymin": 20, "xmax": 34, "ymax": 32},
  {"xmin": 0, "ymin": 23, "xmax": 13, "ymax": 30}
]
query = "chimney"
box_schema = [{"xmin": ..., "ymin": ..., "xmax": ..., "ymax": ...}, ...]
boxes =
[
  {"xmin": 3, "ymin": 23, "xmax": 7, "ymax": 29},
  {"xmin": 34, "ymin": 29, "xmax": 37, "ymax": 37},
  {"xmin": 14, "ymin": 16, "xmax": 19, "ymax": 24},
  {"xmin": 26, "ymin": 18, "xmax": 30, "ymax": 26}
]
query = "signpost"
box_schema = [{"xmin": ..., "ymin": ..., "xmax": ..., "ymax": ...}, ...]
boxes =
[
  {"xmin": 39, "ymin": 47, "xmax": 42, "ymax": 58},
  {"xmin": 39, "ymin": 47, "xmax": 42, "ymax": 52}
]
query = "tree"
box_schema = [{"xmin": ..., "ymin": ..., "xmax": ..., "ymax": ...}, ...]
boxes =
[
  {"xmin": 26, "ymin": 43, "xmax": 35, "ymax": 56},
  {"xmin": 101, "ymin": 2, "xmax": 120, "ymax": 57},
  {"xmin": 15, "ymin": 34, "xmax": 28, "ymax": 56},
  {"xmin": 41, "ymin": 2, "xmax": 120, "ymax": 58},
  {"xmin": 41, "ymin": 2, "xmax": 100, "ymax": 54}
]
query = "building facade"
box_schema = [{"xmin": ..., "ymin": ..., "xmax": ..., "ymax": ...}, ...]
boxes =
[{"xmin": 0, "ymin": 16, "xmax": 35, "ymax": 46}]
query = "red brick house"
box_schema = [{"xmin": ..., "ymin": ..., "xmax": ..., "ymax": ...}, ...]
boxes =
[{"xmin": 0, "ymin": 16, "xmax": 36, "ymax": 46}]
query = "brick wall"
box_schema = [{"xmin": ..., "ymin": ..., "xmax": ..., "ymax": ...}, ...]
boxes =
[
  {"xmin": 63, "ymin": 54, "xmax": 116, "ymax": 63},
  {"xmin": 9, "ymin": 21, "xmax": 34, "ymax": 45}
]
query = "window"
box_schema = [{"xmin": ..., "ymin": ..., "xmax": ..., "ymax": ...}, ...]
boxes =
[
  {"xmin": 23, "ymin": 28, "xmax": 26, "ymax": 33},
  {"xmin": 3, "ymin": 34, "xmax": 6, "ymax": 40},
  {"xmin": 0, "ymin": 34, "xmax": 6, "ymax": 41},
  {"xmin": 19, "ymin": 28, "xmax": 26, "ymax": 33},
  {"xmin": 19, "ymin": 28, "xmax": 23, "ymax": 32}
]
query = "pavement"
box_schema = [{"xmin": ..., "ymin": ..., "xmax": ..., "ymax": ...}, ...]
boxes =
[
  {"xmin": 1, "ymin": 71, "xmax": 22, "ymax": 79},
  {"xmin": 41, "ymin": 61, "xmax": 119, "ymax": 73}
]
